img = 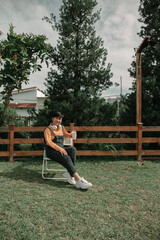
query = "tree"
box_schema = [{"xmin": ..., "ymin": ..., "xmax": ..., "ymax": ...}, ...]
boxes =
[
  {"xmin": 119, "ymin": 0, "xmax": 160, "ymax": 126},
  {"xmin": 0, "ymin": 24, "xmax": 50, "ymax": 125},
  {"xmin": 41, "ymin": 0, "xmax": 113, "ymax": 126},
  {"xmin": 0, "ymin": 103, "xmax": 28, "ymax": 127}
]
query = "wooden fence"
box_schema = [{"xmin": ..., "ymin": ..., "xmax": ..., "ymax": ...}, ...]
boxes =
[{"xmin": 0, "ymin": 123, "xmax": 160, "ymax": 161}]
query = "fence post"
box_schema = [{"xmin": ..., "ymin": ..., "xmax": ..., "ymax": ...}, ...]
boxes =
[
  {"xmin": 70, "ymin": 123, "xmax": 75, "ymax": 131},
  {"xmin": 9, "ymin": 124, "xmax": 15, "ymax": 161},
  {"xmin": 137, "ymin": 122, "xmax": 143, "ymax": 161},
  {"xmin": 70, "ymin": 123, "xmax": 75, "ymax": 146}
]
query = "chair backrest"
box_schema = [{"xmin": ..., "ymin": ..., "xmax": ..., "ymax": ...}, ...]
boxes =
[
  {"xmin": 63, "ymin": 137, "xmax": 73, "ymax": 146},
  {"xmin": 63, "ymin": 130, "xmax": 77, "ymax": 146}
]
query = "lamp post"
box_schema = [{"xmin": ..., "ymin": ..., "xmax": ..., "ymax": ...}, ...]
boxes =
[{"xmin": 114, "ymin": 76, "xmax": 122, "ymax": 117}]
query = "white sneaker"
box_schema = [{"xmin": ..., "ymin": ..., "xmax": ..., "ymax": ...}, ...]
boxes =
[
  {"xmin": 63, "ymin": 172, "xmax": 76, "ymax": 185},
  {"xmin": 76, "ymin": 177, "xmax": 92, "ymax": 189}
]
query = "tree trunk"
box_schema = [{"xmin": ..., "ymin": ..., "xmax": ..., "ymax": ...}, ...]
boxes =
[{"xmin": 0, "ymin": 89, "xmax": 13, "ymax": 126}]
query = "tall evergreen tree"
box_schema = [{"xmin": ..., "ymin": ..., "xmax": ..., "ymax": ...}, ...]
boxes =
[
  {"xmin": 42, "ymin": 0, "xmax": 113, "ymax": 125},
  {"xmin": 119, "ymin": 0, "xmax": 160, "ymax": 126}
]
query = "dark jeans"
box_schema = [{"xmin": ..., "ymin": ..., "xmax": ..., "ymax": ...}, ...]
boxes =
[{"xmin": 46, "ymin": 146, "xmax": 77, "ymax": 177}]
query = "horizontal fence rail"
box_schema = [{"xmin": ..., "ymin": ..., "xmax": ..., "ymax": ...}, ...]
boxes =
[{"xmin": 0, "ymin": 124, "xmax": 160, "ymax": 161}]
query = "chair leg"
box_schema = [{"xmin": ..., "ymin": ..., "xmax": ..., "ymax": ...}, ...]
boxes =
[
  {"xmin": 42, "ymin": 158, "xmax": 67, "ymax": 180},
  {"xmin": 45, "ymin": 160, "xmax": 67, "ymax": 172}
]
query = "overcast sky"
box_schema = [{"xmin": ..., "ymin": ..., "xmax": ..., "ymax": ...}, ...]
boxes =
[{"xmin": 0, "ymin": 0, "xmax": 142, "ymax": 96}]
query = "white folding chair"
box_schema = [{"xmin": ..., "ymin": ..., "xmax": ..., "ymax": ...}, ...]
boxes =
[
  {"xmin": 42, "ymin": 137, "xmax": 74, "ymax": 180},
  {"xmin": 42, "ymin": 149, "xmax": 67, "ymax": 180}
]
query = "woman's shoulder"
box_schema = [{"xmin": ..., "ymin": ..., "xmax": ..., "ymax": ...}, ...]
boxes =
[{"xmin": 44, "ymin": 126, "xmax": 52, "ymax": 133}]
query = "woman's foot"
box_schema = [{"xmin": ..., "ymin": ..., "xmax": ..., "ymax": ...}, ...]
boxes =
[
  {"xmin": 63, "ymin": 172, "xmax": 76, "ymax": 185},
  {"xmin": 76, "ymin": 177, "xmax": 92, "ymax": 189}
]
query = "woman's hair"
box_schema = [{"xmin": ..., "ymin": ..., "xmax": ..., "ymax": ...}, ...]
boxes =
[{"xmin": 51, "ymin": 111, "xmax": 64, "ymax": 118}]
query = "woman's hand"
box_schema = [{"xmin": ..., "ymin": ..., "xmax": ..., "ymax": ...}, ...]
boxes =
[{"xmin": 60, "ymin": 148, "xmax": 68, "ymax": 155}]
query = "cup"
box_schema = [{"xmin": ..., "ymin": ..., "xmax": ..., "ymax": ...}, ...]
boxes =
[{"xmin": 72, "ymin": 130, "xmax": 77, "ymax": 140}]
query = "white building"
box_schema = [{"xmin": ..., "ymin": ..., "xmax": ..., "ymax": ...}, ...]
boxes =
[
  {"xmin": 0, "ymin": 86, "xmax": 47, "ymax": 117},
  {"xmin": 102, "ymin": 95, "xmax": 120, "ymax": 104}
]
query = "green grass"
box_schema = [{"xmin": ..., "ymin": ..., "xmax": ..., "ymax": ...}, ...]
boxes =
[{"xmin": 0, "ymin": 157, "xmax": 160, "ymax": 240}]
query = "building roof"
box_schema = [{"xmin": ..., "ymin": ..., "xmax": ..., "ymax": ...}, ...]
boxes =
[
  {"xmin": 8, "ymin": 103, "xmax": 36, "ymax": 108},
  {"xmin": 12, "ymin": 86, "xmax": 45, "ymax": 94},
  {"xmin": 11, "ymin": 86, "xmax": 46, "ymax": 98}
]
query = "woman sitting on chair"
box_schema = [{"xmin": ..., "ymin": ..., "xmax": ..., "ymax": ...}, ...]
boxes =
[{"xmin": 44, "ymin": 111, "xmax": 92, "ymax": 189}]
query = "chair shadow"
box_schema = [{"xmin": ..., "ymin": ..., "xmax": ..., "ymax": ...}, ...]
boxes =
[{"xmin": 0, "ymin": 161, "xmax": 86, "ymax": 191}]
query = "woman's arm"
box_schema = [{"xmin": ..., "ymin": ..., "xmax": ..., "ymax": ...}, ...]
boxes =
[{"xmin": 63, "ymin": 127, "xmax": 72, "ymax": 138}]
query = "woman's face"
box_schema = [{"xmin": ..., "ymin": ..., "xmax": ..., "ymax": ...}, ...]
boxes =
[{"xmin": 52, "ymin": 117, "xmax": 62, "ymax": 126}]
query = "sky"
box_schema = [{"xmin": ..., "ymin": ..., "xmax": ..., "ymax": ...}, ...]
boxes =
[{"xmin": 0, "ymin": 0, "xmax": 142, "ymax": 96}]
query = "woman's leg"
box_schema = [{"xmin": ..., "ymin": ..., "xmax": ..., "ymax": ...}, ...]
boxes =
[
  {"xmin": 64, "ymin": 147, "xmax": 82, "ymax": 181},
  {"xmin": 73, "ymin": 172, "xmax": 81, "ymax": 181},
  {"xmin": 46, "ymin": 147, "xmax": 92, "ymax": 189},
  {"xmin": 46, "ymin": 147, "xmax": 76, "ymax": 177},
  {"xmin": 64, "ymin": 146, "xmax": 76, "ymax": 165}
]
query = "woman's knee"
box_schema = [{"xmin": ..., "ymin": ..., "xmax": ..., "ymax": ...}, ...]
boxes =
[
  {"xmin": 63, "ymin": 155, "xmax": 73, "ymax": 164},
  {"xmin": 65, "ymin": 146, "xmax": 76, "ymax": 156}
]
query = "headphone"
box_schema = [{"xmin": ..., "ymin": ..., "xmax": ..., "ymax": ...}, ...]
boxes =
[{"xmin": 50, "ymin": 124, "xmax": 62, "ymax": 130}]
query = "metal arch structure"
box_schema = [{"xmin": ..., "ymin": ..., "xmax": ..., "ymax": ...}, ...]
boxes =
[
  {"xmin": 135, "ymin": 35, "xmax": 157, "ymax": 160},
  {"xmin": 136, "ymin": 35, "xmax": 152, "ymax": 124}
]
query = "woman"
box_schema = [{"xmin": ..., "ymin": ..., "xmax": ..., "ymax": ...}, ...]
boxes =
[{"xmin": 44, "ymin": 111, "xmax": 92, "ymax": 189}]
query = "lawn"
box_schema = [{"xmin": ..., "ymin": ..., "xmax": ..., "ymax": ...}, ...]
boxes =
[{"xmin": 0, "ymin": 157, "xmax": 160, "ymax": 240}]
